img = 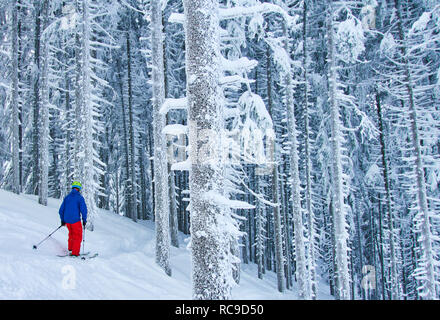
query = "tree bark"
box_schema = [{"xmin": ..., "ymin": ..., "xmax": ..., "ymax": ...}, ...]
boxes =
[
  {"xmin": 151, "ymin": 0, "xmax": 171, "ymax": 277},
  {"xmin": 38, "ymin": 0, "xmax": 49, "ymax": 206},
  {"xmin": 11, "ymin": 0, "xmax": 20, "ymax": 195},
  {"xmin": 32, "ymin": 0, "xmax": 41, "ymax": 196},
  {"xmin": 326, "ymin": 1, "xmax": 351, "ymax": 299},
  {"xmin": 375, "ymin": 91, "xmax": 399, "ymax": 299},
  {"xmin": 184, "ymin": 0, "xmax": 232, "ymax": 299},
  {"xmin": 126, "ymin": 31, "xmax": 137, "ymax": 222}
]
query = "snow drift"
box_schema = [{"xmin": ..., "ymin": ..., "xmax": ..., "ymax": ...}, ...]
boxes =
[{"xmin": 0, "ymin": 189, "xmax": 331, "ymax": 299}]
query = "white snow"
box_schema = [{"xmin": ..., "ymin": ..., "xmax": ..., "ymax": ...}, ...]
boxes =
[
  {"xmin": 203, "ymin": 190, "xmax": 255, "ymax": 210},
  {"xmin": 159, "ymin": 97, "xmax": 187, "ymax": 115},
  {"xmin": 168, "ymin": 3, "xmax": 295, "ymax": 26},
  {"xmin": 221, "ymin": 56, "xmax": 258, "ymax": 72},
  {"xmin": 336, "ymin": 17, "xmax": 365, "ymax": 63},
  {"xmin": 410, "ymin": 11, "xmax": 431, "ymax": 34},
  {"xmin": 162, "ymin": 124, "xmax": 188, "ymax": 136},
  {"xmin": 0, "ymin": 189, "xmax": 333, "ymax": 300}
]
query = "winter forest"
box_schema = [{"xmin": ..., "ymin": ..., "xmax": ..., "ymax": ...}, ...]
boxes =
[{"xmin": 0, "ymin": 0, "xmax": 439, "ymax": 300}]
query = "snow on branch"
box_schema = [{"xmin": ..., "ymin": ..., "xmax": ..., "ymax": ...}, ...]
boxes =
[
  {"xmin": 159, "ymin": 97, "xmax": 187, "ymax": 115},
  {"xmin": 169, "ymin": 3, "xmax": 294, "ymax": 25},
  {"xmin": 171, "ymin": 159, "xmax": 191, "ymax": 171},
  {"xmin": 168, "ymin": 12, "xmax": 185, "ymax": 24},
  {"xmin": 89, "ymin": 40, "xmax": 119, "ymax": 50},
  {"xmin": 0, "ymin": 50, "xmax": 10, "ymax": 58},
  {"xmin": 162, "ymin": 124, "xmax": 188, "ymax": 136},
  {"xmin": 220, "ymin": 3, "xmax": 293, "ymax": 24},
  {"xmin": 203, "ymin": 190, "xmax": 255, "ymax": 210},
  {"xmin": 0, "ymin": 82, "xmax": 10, "ymax": 90},
  {"xmin": 220, "ymin": 75, "xmax": 254, "ymax": 86},
  {"xmin": 221, "ymin": 56, "xmax": 258, "ymax": 73}
]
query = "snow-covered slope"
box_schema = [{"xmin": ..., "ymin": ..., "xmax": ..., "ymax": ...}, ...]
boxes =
[{"xmin": 0, "ymin": 189, "xmax": 332, "ymax": 300}]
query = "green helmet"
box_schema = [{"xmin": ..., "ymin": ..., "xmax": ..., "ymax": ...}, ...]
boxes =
[{"xmin": 72, "ymin": 181, "xmax": 82, "ymax": 190}]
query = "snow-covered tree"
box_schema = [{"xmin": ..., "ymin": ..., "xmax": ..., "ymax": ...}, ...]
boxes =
[
  {"xmin": 72, "ymin": 0, "xmax": 115, "ymax": 230},
  {"xmin": 184, "ymin": 0, "xmax": 236, "ymax": 299},
  {"xmin": 10, "ymin": 0, "xmax": 20, "ymax": 195},
  {"xmin": 378, "ymin": 0, "xmax": 440, "ymax": 299},
  {"xmin": 37, "ymin": 0, "xmax": 50, "ymax": 206},
  {"xmin": 150, "ymin": 0, "xmax": 172, "ymax": 277},
  {"xmin": 0, "ymin": 0, "xmax": 438, "ymax": 301},
  {"xmin": 324, "ymin": 0, "xmax": 376, "ymax": 300}
]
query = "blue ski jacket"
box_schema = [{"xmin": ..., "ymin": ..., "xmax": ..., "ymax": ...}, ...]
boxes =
[{"xmin": 59, "ymin": 189, "xmax": 88, "ymax": 224}]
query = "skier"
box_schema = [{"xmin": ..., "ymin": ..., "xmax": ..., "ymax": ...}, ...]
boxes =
[{"xmin": 59, "ymin": 181, "xmax": 87, "ymax": 256}]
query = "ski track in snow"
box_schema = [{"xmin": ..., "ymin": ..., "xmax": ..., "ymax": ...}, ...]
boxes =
[{"xmin": 0, "ymin": 189, "xmax": 332, "ymax": 300}]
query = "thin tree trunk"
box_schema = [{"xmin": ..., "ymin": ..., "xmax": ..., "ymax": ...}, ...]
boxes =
[
  {"xmin": 280, "ymin": 168, "xmax": 291, "ymax": 290},
  {"xmin": 139, "ymin": 144, "xmax": 148, "ymax": 220},
  {"xmin": 303, "ymin": 0, "xmax": 317, "ymax": 299},
  {"xmin": 169, "ymin": 163, "xmax": 179, "ymax": 247},
  {"xmin": 38, "ymin": 0, "xmax": 49, "ymax": 206},
  {"xmin": 375, "ymin": 91, "xmax": 399, "ymax": 299},
  {"xmin": 255, "ymin": 175, "xmax": 264, "ymax": 279},
  {"xmin": 32, "ymin": 0, "xmax": 41, "ymax": 196},
  {"xmin": 378, "ymin": 199, "xmax": 387, "ymax": 299},
  {"xmin": 265, "ymin": 39, "xmax": 285, "ymax": 293},
  {"xmin": 326, "ymin": 2, "xmax": 351, "ymax": 299},
  {"xmin": 394, "ymin": 0, "xmax": 436, "ymax": 300},
  {"xmin": 17, "ymin": 0, "xmax": 23, "ymax": 193},
  {"xmin": 151, "ymin": 0, "xmax": 171, "ymax": 277},
  {"xmin": 116, "ymin": 58, "xmax": 132, "ymax": 219},
  {"xmin": 11, "ymin": 0, "xmax": 20, "ymax": 195},
  {"xmin": 63, "ymin": 48, "xmax": 72, "ymax": 197},
  {"xmin": 126, "ymin": 32, "xmax": 137, "ymax": 222},
  {"xmin": 162, "ymin": 21, "xmax": 179, "ymax": 246},
  {"xmin": 354, "ymin": 196, "xmax": 365, "ymax": 300},
  {"xmin": 282, "ymin": 22, "xmax": 308, "ymax": 299},
  {"xmin": 147, "ymin": 125, "xmax": 155, "ymax": 221}
]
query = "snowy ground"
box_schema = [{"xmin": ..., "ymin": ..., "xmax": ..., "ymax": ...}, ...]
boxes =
[{"xmin": 0, "ymin": 189, "xmax": 332, "ymax": 300}]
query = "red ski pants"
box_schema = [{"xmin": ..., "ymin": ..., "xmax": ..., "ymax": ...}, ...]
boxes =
[{"xmin": 66, "ymin": 221, "xmax": 83, "ymax": 256}]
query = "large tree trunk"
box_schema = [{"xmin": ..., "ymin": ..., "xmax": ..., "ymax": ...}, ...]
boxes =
[
  {"xmin": 73, "ymin": 0, "xmax": 96, "ymax": 230},
  {"xmin": 184, "ymin": 0, "xmax": 231, "ymax": 299}
]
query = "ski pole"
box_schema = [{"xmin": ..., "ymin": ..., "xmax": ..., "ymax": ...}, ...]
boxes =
[
  {"xmin": 33, "ymin": 225, "xmax": 62, "ymax": 249},
  {"xmin": 81, "ymin": 224, "xmax": 85, "ymax": 256}
]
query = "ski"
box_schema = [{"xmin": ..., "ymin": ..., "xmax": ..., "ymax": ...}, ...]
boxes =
[
  {"xmin": 57, "ymin": 251, "xmax": 91, "ymax": 258},
  {"xmin": 81, "ymin": 253, "xmax": 98, "ymax": 260}
]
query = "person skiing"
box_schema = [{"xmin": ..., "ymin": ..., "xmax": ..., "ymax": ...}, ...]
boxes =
[{"xmin": 59, "ymin": 181, "xmax": 87, "ymax": 256}]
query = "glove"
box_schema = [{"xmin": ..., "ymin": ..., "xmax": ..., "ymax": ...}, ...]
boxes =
[
  {"xmin": 83, "ymin": 220, "xmax": 87, "ymax": 228},
  {"xmin": 61, "ymin": 221, "xmax": 66, "ymax": 226}
]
